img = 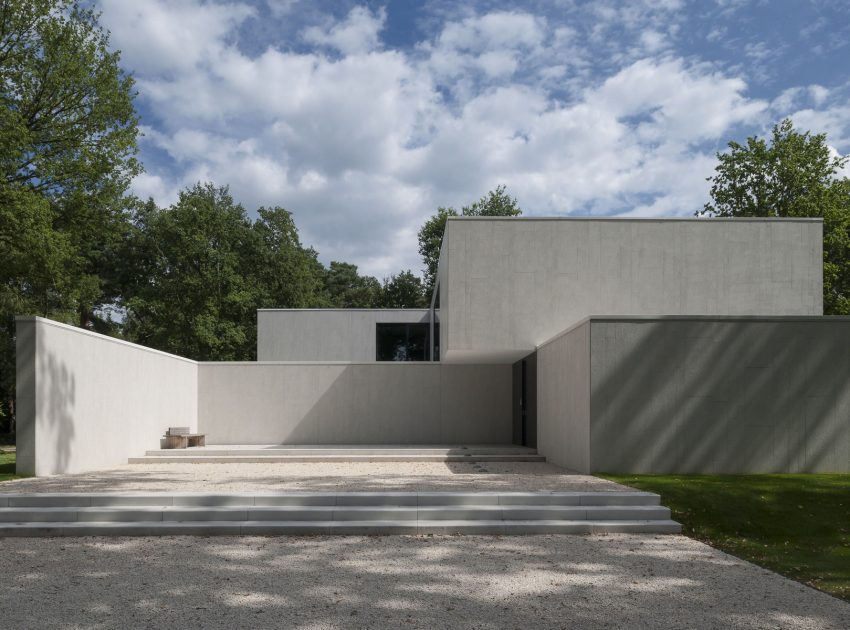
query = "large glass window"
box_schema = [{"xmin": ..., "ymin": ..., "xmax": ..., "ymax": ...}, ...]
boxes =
[{"xmin": 376, "ymin": 323, "xmax": 439, "ymax": 361}]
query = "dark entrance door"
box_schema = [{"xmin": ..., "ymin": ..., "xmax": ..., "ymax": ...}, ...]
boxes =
[{"xmin": 512, "ymin": 352, "xmax": 537, "ymax": 447}]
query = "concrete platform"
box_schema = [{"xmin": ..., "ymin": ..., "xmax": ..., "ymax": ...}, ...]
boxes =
[{"xmin": 129, "ymin": 444, "xmax": 546, "ymax": 464}]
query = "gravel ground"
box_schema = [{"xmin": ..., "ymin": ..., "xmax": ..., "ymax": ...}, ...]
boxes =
[
  {"xmin": 1, "ymin": 534, "xmax": 848, "ymax": 629},
  {"xmin": 2, "ymin": 461, "xmax": 627, "ymax": 493}
]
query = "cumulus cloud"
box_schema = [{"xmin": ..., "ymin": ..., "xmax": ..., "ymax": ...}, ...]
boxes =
[
  {"xmin": 303, "ymin": 6, "xmax": 386, "ymax": 55},
  {"xmin": 95, "ymin": 1, "xmax": 848, "ymax": 277},
  {"xmin": 99, "ymin": 0, "xmax": 255, "ymax": 74}
]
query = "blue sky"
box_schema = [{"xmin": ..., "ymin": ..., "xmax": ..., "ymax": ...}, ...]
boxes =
[{"xmin": 96, "ymin": 0, "xmax": 850, "ymax": 277}]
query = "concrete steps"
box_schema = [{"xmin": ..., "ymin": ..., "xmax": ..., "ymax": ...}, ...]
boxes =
[
  {"xmin": 129, "ymin": 444, "xmax": 546, "ymax": 464},
  {"xmin": 0, "ymin": 491, "xmax": 681, "ymax": 537}
]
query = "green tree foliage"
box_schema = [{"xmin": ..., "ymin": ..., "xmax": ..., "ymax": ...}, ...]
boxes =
[
  {"xmin": 323, "ymin": 262, "xmax": 382, "ymax": 308},
  {"xmin": 417, "ymin": 207, "xmax": 458, "ymax": 291},
  {"xmin": 253, "ymin": 206, "xmax": 326, "ymax": 309},
  {"xmin": 418, "ymin": 185, "xmax": 522, "ymax": 289},
  {"xmin": 701, "ymin": 119, "xmax": 850, "ymax": 314},
  {"xmin": 381, "ymin": 270, "xmax": 427, "ymax": 308},
  {"xmin": 122, "ymin": 185, "xmax": 259, "ymax": 360},
  {"xmin": 0, "ymin": 0, "xmax": 139, "ymax": 431},
  {"xmin": 121, "ymin": 184, "xmax": 332, "ymax": 361}
]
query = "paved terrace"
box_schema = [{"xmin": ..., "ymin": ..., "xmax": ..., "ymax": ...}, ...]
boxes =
[{"xmin": 4, "ymin": 461, "xmax": 626, "ymax": 493}]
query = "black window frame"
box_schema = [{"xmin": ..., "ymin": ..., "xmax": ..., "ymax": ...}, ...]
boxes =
[{"xmin": 375, "ymin": 322, "xmax": 439, "ymax": 362}]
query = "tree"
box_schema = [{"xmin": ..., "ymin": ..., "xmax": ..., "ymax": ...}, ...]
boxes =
[
  {"xmin": 323, "ymin": 262, "xmax": 382, "ymax": 308},
  {"xmin": 1, "ymin": 0, "xmax": 139, "ymax": 193},
  {"xmin": 121, "ymin": 184, "xmax": 262, "ymax": 361},
  {"xmin": 417, "ymin": 185, "xmax": 522, "ymax": 289},
  {"xmin": 417, "ymin": 207, "xmax": 458, "ymax": 291},
  {"xmin": 701, "ymin": 119, "xmax": 850, "ymax": 314},
  {"xmin": 1, "ymin": 0, "xmax": 140, "ymax": 327},
  {"xmin": 253, "ymin": 206, "xmax": 326, "ymax": 309},
  {"xmin": 381, "ymin": 270, "xmax": 427, "ymax": 308},
  {"xmin": 0, "ymin": 0, "xmax": 139, "ymax": 432}
]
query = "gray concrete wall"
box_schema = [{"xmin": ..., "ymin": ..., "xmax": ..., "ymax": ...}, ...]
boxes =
[
  {"xmin": 258, "ymin": 309, "xmax": 432, "ymax": 362},
  {"xmin": 589, "ymin": 317, "xmax": 850, "ymax": 473},
  {"xmin": 197, "ymin": 362, "xmax": 511, "ymax": 444},
  {"xmin": 15, "ymin": 317, "xmax": 198, "ymax": 476},
  {"xmin": 441, "ymin": 218, "xmax": 823, "ymax": 363},
  {"xmin": 536, "ymin": 321, "xmax": 591, "ymax": 473}
]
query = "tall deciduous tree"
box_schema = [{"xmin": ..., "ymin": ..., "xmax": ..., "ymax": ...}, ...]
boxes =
[
  {"xmin": 418, "ymin": 185, "xmax": 522, "ymax": 290},
  {"xmin": 0, "ymin": 0, "xmax": 139, "ymax": 431},
  {"xmin": 701, "ymin": 119, "xmax": 850, "ymax": 315},
  {"xmin": 323, "ymin": 262, "xmax": 382, "ymax": 308},
  {"xmin": 381, "ymin": 270, "xmax": 427, "ymax": 308},
  {"xmin": 121, "ymin": 184, "xmax": 261, "ymax": 361},
  {"xmin": 253, "ymin": 206, "xmax": 326, "ymax": 309}
]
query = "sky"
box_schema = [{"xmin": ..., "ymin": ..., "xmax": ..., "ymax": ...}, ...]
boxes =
[{"xmin": 95, "ymin": 0, "xmax": 850, "ymax": 278}]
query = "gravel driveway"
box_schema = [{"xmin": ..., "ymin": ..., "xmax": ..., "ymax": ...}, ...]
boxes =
[
  {"xmin": 2, "ymin": 461, "xmax": 626, "ymax": 493},
  {"xmin": 1, "ymin": 534, "xmax": 848, "ymax": 629}
]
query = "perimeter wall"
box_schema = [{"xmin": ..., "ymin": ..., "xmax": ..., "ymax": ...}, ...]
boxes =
[{"xmin": 197, "ymin": 362, "xmax": 511, "ymax": 444}]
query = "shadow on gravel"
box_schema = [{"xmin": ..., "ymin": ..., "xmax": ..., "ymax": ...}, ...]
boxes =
[{"xmin": 0, "ymin": 534, "xmax": 848, "ymax": 629}]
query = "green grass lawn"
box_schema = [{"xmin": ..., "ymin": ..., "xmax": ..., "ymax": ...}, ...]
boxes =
[
  {"xmin": 0, "ymin": 451, "xmax": 24, "ymax": 482},
  {"xmin": 601, "ymin": 474, "xmax": 850, "ymax": 602}
]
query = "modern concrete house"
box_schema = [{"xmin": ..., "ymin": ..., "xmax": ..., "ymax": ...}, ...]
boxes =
[{"xmin": 15, "ymin": 217, "xmax": 850, "ymax": 476}]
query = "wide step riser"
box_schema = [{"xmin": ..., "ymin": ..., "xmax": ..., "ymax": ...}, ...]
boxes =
[
  {"xmin": 143, "ymin": 449, "xmax": 540, "ymax": 457},
  {"xmin": 0, "ymin": 506, "xmax": 671, "ymax": 523},
  {"xmin": 0, "ymin": 491, "xmax": 680, "ymax": 536},
  {"xmin": 0, "ymin": 492, "xmax": 661, "ymax": 509},
  {"xmin": 128, "ymin": 455, "xmax": 546, "ymax": 463},
  {"xmin": 0, "ymin": 520, "xmax": 682, "ymax": 536}
]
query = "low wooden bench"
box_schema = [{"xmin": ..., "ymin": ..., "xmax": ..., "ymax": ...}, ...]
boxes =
[
  {"xmin": 161, "ymin": 429, "xmax": 206, "ymax": 449},
  {"xmin": 186, "ymin": 434, "xmax": 205, "ymax": 447}
]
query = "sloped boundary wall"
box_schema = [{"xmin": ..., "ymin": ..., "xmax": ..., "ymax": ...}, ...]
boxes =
[
  {"xmin": 536, "ymin": 316, "xmax": 850, "ymax": 474},
  {"xmin": 15, "ymin": 317, "xmax": 199, "ymax": 476},
  {"xmin": 197, "ymin": 363, "xmax": 511, "ymax": 445}
]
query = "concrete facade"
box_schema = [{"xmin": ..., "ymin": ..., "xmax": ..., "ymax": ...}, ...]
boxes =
[
  {"xmin": 535, "ymin": 316, "xmax": 850, "ymax": 474},
  {"xmin": 536, "ymin": 321, "xmax": 591, "ymax": 472},
  {"xmin": 15, "ymin": 317, "xmax": 198, "ymax": 476},
  {"xmin": 15, "ymin": 217, "xmax": 850, "ymax": 477},
  {"xmin": 198, "ymin": 363, "xmax": 511, "ymax": 444},
  {"xmin": 258, "ymin": 309, "xmax": 432, "ymax": 362},
  {"xmin": 439, "ymin": 218, "xmax": 823, "ymax": 363}
]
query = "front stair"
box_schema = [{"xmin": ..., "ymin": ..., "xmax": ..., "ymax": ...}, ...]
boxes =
[
  {"xmin": 0, "ymin": 491, "xmax": 681, "ymax": 536},
  {"xmin": 129, "ymin": 444, "xmax": 546, "ymax": 464}
]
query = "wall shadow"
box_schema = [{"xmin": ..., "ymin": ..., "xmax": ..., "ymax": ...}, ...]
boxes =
[
  {"xmin": 37, "ymin": 350, "xmax": 77, "ymax": 475},
  {"xmin": 590, "ymin": 319, "xmax": 850, "ymax": 473}
]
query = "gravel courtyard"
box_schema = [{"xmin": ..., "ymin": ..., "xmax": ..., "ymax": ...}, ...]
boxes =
[
  {"xmin": 1, "ymin": 534, "xmax": 849, "ymax": 629},
  {"xmin": 2, "ymin": 461, "xmax": 626, "ymax": 493}
]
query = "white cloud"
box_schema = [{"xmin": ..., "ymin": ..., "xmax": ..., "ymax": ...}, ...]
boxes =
[
  {"xmin": 97, "ymin": 2, "xmax": 848, "ymax": 278},
  {"xmin": 98, "ymin": 0, "xmax": 255, "ymax": 74},
  {"xmin": 303, "ymin": 6, "xmax": 386, "ymax": 55}
]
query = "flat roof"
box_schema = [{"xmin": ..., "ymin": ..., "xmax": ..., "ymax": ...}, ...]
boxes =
[
  {"xmin": 445, "ymin": 216, "xmax": 822, "ymax": 222},
  {"xmin": 257, "ymin": 308, "xmax": 432, "ymax": 312}
]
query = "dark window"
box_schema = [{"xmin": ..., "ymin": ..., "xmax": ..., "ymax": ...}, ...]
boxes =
[{"xmin": 376, "ymin": 323, "xmax": 439, "ymax": 361}]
